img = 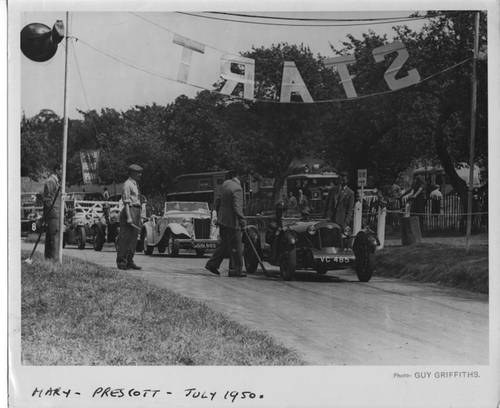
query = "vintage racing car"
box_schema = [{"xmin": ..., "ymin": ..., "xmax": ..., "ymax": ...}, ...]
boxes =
[
  {"xmin": 63, "ymin": 199, "xmax": 120, "ymax": 250},
  {"xmin": 243, "ymin": 205, "xmax": 378, "ymax": 282},
  {"xmin": 140, "ymin": 201, "xmax": 218, "ymax": 256},
  {"xmin": 21, "ymin": 192, "xmax": 44, "ymax": 236}
]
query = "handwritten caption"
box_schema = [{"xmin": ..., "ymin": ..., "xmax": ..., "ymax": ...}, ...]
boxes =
[{"xmin": 32, "ymin": 386, "xmax": 265, "ymax": 403}]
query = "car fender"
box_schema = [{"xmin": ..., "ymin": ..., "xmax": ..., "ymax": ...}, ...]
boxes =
[{"xmin": 167, "ymin": 223, "xmax": 189, "ymax": 237}]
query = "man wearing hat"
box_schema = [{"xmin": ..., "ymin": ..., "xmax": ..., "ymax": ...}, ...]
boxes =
[
  {"xmin": 205, "ymin": 169, "xmax": 246, "ymax": 277},
  {"xmin": 324, "ymin": 171, "xmax": 355, "ymax": 230},
  {"xmin": 116, "ymin": 164, "xmax": 143, "ymax": 270}
]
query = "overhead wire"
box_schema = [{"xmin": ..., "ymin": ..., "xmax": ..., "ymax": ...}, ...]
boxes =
[
  {"xmin": 176, "ymin": 12, "xmax": 438, "ymax": 27},
  {"xmin": 73, "ymin": 36, "xmax": 472, "ymax": 105},
  {"xmin": 205, "ymin": 11, "xmax": 445, "ymax": 22}
]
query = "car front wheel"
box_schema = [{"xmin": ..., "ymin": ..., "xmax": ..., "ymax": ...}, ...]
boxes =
[
  {"xmin": 280, "ymin": 248, "xmax": 296, "ymax": 281},
  {"xmin": 353, "ymin": 231, "xmax": 375, "ymax": 282}
]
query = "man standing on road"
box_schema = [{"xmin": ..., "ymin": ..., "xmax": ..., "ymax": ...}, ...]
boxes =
[
  {"xmin": 324, "ymin": 171, "xmax": 355, "ymax": 230},
  {"xmin": 205, "ymin": 169, "xmax": 246, "ymax": 277},
  {"xmin": 116, "ymin": 164, "xmax": 143, "ymax": 270},
  {"xmin": 42, "ymin": 164, "xmax": 61, "ymax": 260}
]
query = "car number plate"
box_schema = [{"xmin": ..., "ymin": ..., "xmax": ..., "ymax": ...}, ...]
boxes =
[{"xmin": 193, "ymin": 242, "xmax": 217, "ymax": 249}]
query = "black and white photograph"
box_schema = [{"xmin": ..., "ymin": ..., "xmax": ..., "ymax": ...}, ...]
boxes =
[{"xmin": 7, "ymin": 1, "xmax": 500, "ymax": 407}]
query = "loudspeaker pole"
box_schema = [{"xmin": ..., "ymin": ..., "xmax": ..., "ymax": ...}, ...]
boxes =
[{"xmin": 58, "ymin": 11, "xmax": 70, "ymax": 263}]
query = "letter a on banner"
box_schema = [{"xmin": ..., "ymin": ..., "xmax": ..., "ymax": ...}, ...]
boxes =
[
  {"xmin": 280, "ymin": 61, "xmax": 313, "ymax": 103},
  {"xmin": 372, "ymin": 41, "xmax": 421, "ymax": 90},
  {"xmin": 220, "ymin": 55, "xmax": 255, "ymax": 100}
]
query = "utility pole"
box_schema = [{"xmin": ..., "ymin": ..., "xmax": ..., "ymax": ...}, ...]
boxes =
[
  {"xmin": 58, "ymin": 11, "xmax": 70, "ymax": 263},
  {"xmin": 465, "ymin": 11, "xmax": 480, "ymax": 252}
]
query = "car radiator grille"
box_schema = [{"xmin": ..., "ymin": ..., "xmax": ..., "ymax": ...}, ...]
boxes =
[
  {"xmin": 193, "ymin": 218, "xmax": 211, "ymax": 239},
  {"xmin": 318, "ymin": 227, "xmax": 342, "ymax": 248}
]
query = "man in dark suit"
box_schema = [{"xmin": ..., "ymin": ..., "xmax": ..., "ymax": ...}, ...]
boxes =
[
  {"xmin": 205, "ymin": 170, "xmax": 246, "ymax": 277},
  {"xmin": 324, "ymin": 172, "xmax": 355, "ymax": 230}
]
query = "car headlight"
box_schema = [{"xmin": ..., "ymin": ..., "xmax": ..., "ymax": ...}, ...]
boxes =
[{"xmin": 307, "ymin": 225, "xmax": 316, "ymax": 235}]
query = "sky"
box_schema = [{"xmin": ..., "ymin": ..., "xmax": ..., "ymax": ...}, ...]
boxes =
[{"xmin": 20, "ymin": 11, "xmax": 427, "ymax": 118}]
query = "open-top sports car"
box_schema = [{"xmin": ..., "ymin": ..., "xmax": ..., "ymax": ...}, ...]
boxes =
[
  {"xmin": 140, "ymin": 201, "xmax": 218, "ymax": 256},
  {"xmin": 243, "ymin": 205, "xmax": 378, "ymax": 282}
]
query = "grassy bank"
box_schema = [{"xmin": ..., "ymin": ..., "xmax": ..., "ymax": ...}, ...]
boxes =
[
  {"xmin": 375, "ymin": 244, "xmax": 488, "ymax": 294},
  {"xmin": 22, "ymin": 252, "xmax": 304, "ymax": 365}
]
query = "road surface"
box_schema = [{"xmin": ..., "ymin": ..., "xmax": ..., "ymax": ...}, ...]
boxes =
[{"xmin": 22, "ymin": 242, "xmax": 489, "ymax": 365}]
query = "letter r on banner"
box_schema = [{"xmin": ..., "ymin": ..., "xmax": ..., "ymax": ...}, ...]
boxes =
[
  {"xmin": 280, "ymin": 61, "xmax": 313, "ymax": 103},
  {"xmin": 220, "ymin": 55, "xmax": 255, "ymax": 100},
  {"xmin": 372, "ymin": 41, "xmax": 420, "ymax": 90},
  {"xmin": 173, "ymin": 34, "xmax": 205, "ymax": 83},
  {"xmin": 325, "ymin": 55, "xmax": 358, "ymax": 98}
]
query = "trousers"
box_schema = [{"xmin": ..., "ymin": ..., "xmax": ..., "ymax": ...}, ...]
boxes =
[
  {"xmin": 206, "ymin": 225, "xmax": 243, "ymax": 274},
  {"xmin": 116, "ymin": 207, "xmax": 141, "ymax": 267},
  {"xmin": 44, "ymin": 216, "xmax": 60, "ymax": 260}
]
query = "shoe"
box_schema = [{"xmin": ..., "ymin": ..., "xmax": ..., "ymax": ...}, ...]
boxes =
[
  {"xmin": 127, "ymin": 263, "xmax": 142, "ymax": 270},
  {"xmin": 117, "ymin": 264, "xmax": 128, "ymax": 270},
  {"xmin": 205, "ymin": 264, "xmax": 220, "ymax": 275},
  {"xmin": 228, "ymin": 273, "xmax": 247, "ymax": 277}
]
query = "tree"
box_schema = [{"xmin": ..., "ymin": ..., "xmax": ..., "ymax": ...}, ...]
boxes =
[{"xmin": 236, "ymin": 43, "xmax": 340, "ymax": 200}]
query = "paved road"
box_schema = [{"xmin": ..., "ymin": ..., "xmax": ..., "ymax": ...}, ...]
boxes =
[{"xmin": 23, "ymin": 242, "xmax": 489, "ymax": 365}]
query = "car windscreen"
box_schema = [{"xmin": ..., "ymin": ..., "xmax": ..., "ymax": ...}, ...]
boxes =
[{"xmin": 165, "ymin": 202, "xmax": 209, "ymax": 213}]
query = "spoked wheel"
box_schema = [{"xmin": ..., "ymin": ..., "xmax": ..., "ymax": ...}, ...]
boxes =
[
  {"xmin": 279, "ymin": 248, "xmax": 296, "ymax": 281},
  {"xmin": 353, "ymin": 231, "xmax": 375, "ymax": 282}
]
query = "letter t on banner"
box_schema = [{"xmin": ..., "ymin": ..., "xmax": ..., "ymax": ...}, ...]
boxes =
[
  {"xmin": 372, "ymin": 41, "xmax": 420, "ymax": 90},
  {"xmin": 280, "ymin": 61, "xmax": 313, "ymax": 103},
  {"xmin": 220, "ymin": 55, "xmax": 255, "ymax": 99},
  {"xmin": 172, "ymin": 34, "xmax": 205, "ymax": 83},
  {"xmin": 325, "ymin": 55, "xmax": 358, "ymax": 98}
]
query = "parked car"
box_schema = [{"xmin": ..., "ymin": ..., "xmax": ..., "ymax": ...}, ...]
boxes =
[
  {"xmin": 243, "ymin": 204, "xmax": 378, "ymax": 281},
  {"xmin": 140, "ymin": 201, "xmax": 218, "ymax": 256},
  {"xmin": 63, "ymin": 199, "xmax": 120, "ymax": 250}
]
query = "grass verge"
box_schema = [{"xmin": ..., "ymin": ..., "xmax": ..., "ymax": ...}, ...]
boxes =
[
  {"xmin": 375, "ymin": 244, "xmax": 488, "ymax": 294},
  {"xmin": 21, "ymin": 251, "xmax": 304, "ymax": 365}
]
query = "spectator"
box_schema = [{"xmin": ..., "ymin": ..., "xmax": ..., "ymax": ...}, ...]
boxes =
[
  {"xmin": 287, "ymin": 191, "xmax": 298, "ymax": 210},
  {"xmin": 429, "ymin": 184, "xmax": 443, "ymax": 214},
  {"xmin": 297, "ymin": 189, "xmax": 309, "ymax": 214}
]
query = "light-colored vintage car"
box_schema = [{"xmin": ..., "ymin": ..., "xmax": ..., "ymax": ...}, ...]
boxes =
[{"xmin": 140, "ymin": 201, "xmax": 219, "ymax": 256}]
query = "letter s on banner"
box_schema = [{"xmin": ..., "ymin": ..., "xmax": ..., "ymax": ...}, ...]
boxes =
[
  {"xmin": 280, "ymin": 61, "xmax": 313, "ymax": 103},
  {"xmin": 220, "ymin": 55, "xmax": 255, "ymax": 100},
  {"xmin": 372, "ymin": 41, "xmax": 421, "ymax": 90}
]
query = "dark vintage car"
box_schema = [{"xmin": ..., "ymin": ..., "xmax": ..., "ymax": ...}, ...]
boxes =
[{"xmin": 243, "ymin": 205, "xmax": 378, "ymax": 282}]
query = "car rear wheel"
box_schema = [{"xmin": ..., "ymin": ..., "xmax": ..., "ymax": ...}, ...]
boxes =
[
  {"xmin": 77, "ymin": 227, "xmax": 86, "ymax": 250},
  {"xmin": 280, "ymin": 248, "xmax": 296, "ymax": 281},
  {"xmin": 353, "ymin": 231, "xmax": 375, "ymax": 282}
]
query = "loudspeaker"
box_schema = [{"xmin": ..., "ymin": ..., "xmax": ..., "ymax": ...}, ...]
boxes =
[{"xmin": 21, "ymin": 20, "xmax": 64, "ymax": 62}]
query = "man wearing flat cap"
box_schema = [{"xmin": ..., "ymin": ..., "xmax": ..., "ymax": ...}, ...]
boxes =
[
  {"xmin": 116, "ymin": 164, "xmax": 143, "ymax": 270},
  {"xmin": 324, "ymin": 171, "xmax": 355, "ymax": 230}
]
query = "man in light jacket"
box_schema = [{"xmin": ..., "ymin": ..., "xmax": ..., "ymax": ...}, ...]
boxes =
[{"xmin": 205, "ymin": 169, "xmax": 246, "ymax": 277}]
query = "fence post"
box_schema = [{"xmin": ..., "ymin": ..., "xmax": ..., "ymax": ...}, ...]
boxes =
[
  {"xmin": 353, "ymin": 200, "xmax": 362, "ymax": 235},
  {"xmin": 377, "ymin": 207, "xmax": 386, "ymax": 249}
]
